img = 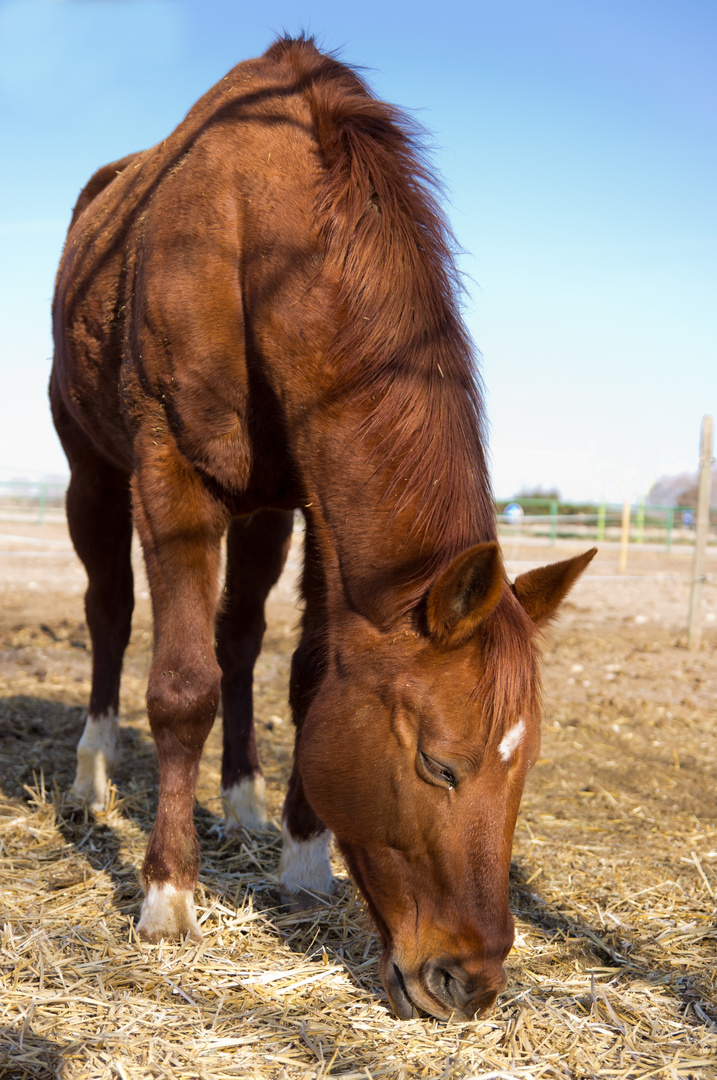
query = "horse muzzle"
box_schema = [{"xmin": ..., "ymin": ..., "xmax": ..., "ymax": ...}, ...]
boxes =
[{"xmin": 382, "ymin": 953, "xmax": 508, "ymax": 1021}]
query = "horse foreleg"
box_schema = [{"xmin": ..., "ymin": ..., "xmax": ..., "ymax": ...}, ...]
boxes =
[
  {"xmin": 132, "ymin": 440, "xmax": 227, "ymax": 942},
  {"xmin": 279, "ymin": 762, "xmax": 336, "ymax": 907},
  {"xmin": 216, "ymin": 509, "xmax": 294, "ymax": 832},
  {"xmin": 58, "ymin": 418, "xmax": 134, "ymax": 811},
  {"xmin": 279, "ymin": 631, "xmax": 336, "ymax": 907}
]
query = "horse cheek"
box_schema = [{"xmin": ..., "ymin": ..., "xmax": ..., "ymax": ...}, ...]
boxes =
[{"xmin": 298, "ymin": 710, "xmax": 397, "ymax": 846}]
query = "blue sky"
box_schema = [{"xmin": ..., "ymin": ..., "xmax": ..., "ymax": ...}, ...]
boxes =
[{"xmin": 1, "ymin": 0, "xmax": 714, "ymax": 501}]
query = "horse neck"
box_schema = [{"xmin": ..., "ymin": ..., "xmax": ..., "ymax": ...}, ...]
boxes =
[{"xmin": 298, "ymin": 387, "xmax": 497, "ymax": 631}]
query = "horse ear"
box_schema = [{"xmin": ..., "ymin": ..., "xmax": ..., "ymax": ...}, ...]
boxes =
[
  {"xmin": 513, "ymin": 548, "xmax": 597, "ymax": 627},
  {"xmin": 426, "ymin": 542, "xmax": 504, "ymax": 646}
]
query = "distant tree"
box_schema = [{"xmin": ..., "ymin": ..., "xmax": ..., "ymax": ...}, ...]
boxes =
[
  {"xmin": 648, "ymin": 468, "xmax": 717, "ymax": 507},
  {"xmin": 516, "ymin": 485, "xmax": 561, "ymax": 501}
]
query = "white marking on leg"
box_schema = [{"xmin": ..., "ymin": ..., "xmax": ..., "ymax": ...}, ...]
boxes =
[
  {"xmin": 221, "ymin": 774, "xmax": 268, "ymax": 832},
  {"xmin": 72, "ymin": 710, "xmax": 119, "ymax": 810},
  {"xmin": 278, "ymin": 822, "xmax": 335, "ymax": 898},
  {"xmin": 498, "ymin": 718, "xmax": 526, "ymax": 763},
  {"xmin": 136, "ymin": 882, "xmax": 201, "ymax": 943}
]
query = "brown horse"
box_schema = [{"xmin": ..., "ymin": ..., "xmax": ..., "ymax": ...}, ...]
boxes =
[{"xmin": 50, "ymin": 37, "xmax": 595, "ymax": 1020}]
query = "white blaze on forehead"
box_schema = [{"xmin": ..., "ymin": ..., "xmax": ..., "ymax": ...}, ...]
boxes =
[{"xmin": 498, "ymin": 718, "xmax": 526, "ymax": 763}]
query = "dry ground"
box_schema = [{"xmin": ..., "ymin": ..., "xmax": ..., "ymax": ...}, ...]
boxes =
[{"xmin": 1, "ymin": 518, "xmax": 716, "ymax": 1079}]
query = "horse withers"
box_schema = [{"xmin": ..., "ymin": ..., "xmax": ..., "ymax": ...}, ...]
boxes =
[{"xmin": 50, "ymin": 37, "xmax": 595, "ymax": 1020}]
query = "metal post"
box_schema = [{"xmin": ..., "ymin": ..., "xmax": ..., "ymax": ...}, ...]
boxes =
[
  {"xmin": 636, "ymin": 495, "xmax": 645, "ymax": 546},
  {"xmin": 666, "ymin": 507, "xmax": 673, "ymax": 553},
  {"xmin": 597, "ymin": 503, "xmax": 606, "ymax": 542},
  {"xmin": 619, "ymin": 500, "xmax": 630, "ymax": 574},
  {"xmin": 688, "ymin": 415, "xmax": 714, "ymax": 650},
  {"xmin": 549, "ymin": 499, "xmax": 558, "ymax": 545}
]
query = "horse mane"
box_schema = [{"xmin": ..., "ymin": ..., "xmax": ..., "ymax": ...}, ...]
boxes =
[
  {"xmin": 268, "ymin": 37, "xmax": 496, "ymax": 568},
  {"xmin": 267, "ymin": 40, "xmax": 545, "ymax": 727},
  {"xmin": 475, "ymin": 592, "xmax": 543, "ymax": 736}
]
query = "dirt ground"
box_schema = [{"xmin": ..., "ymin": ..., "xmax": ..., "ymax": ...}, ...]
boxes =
[{"xmin": 1, "ymin": 517, "xmax": 716, "ymax": 1078}]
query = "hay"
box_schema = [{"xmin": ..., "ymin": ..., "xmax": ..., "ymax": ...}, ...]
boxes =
[
  {"xmin": 2, "ymin": 772, "xmax": 716, "ymax": 1080},
  {"xmin": 1, "ymin": 533, "xmax": 717, "ymax": 1078}
]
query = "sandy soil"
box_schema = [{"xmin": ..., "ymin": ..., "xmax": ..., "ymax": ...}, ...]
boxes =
[{"xmin": 1, "ymin": 518, "xmax": 716, "ymax": 851}]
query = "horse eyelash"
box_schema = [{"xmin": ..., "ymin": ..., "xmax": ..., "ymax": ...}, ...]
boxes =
[{"xmin": 420, "ymin": 751, "xmax": 455, "ymax": 789}]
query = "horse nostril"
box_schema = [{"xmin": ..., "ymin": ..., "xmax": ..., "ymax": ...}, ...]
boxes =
[
  {"xmin": 424, "ymin": 961, "xmax": 463, "ymax": 1009},
  {"xmin": 439, "ymin": 967, "xmax": 458, "ymax": 1005},
  {"xmin": 424, "ymin": 959, "xmax": 506, "ymax": 1017}
]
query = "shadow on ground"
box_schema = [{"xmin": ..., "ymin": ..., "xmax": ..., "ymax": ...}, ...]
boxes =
[{"xmin": 1, "ymin": 692, "xmax": 713, "ymax": 1030}]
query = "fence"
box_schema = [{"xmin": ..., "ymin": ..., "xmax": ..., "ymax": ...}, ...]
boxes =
[
  {"xmin": 0, "ymin": 479, "xmax": 68, "ymax": 524},
  {"xmin": 0, "ymin": 482, "xmax": 715, "ymax": 551},
  {"xmin": 496, "ymin": 497, "xmax": 716, "ymax": 551}
]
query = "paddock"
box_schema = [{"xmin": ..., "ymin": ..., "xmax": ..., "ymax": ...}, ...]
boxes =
[{"xmin": 1, "ymin": 517, "xmax": 715, "ymax": 1078}]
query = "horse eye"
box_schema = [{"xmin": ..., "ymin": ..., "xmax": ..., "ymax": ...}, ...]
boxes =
[{"xmin": 419, "ymin": 751, "xmax": 456, "ymax": 789}]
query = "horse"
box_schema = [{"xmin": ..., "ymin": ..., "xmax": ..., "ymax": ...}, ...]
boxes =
[{"xmin": 50, "ymin": 36, "xmax": 596, "ymax": 1021}]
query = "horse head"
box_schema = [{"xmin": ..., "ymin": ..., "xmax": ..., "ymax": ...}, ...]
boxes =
[{"xmin": 297, "ymin": 543, "xmax": 596, "ymax": 1019}]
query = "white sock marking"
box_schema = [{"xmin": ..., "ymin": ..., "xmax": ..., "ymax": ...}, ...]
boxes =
[
  {"xmin": 72, "ymin": 710, "xmax": 119, "ymax": 810},
  {"xmin": 221, "ymin": 774, "xmax": 268, "ymax": 832},
  {"xmin": 137, "ymin": 882, "xmax": 201, "ymax": 942},
  {"xmin": 278, "ymin": 822, "xmax": 335, "ymax": 897},
  {"xmin": 498, "ymin": 718, "xmax": 526, "ymax": 763}
]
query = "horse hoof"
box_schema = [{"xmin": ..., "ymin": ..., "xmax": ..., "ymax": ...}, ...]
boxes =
[
  {"xmin": 136, "ymin": 883, "xmax": 202, "ymax": 943},
  {"xmin": 278, "ymin": 883, "xmax": 337, "ymax": 913},
  {"xmin": 138, "ymin": 923, "xmax": 202, "ymax": 944},
  {"xmin": 68, "ymin": 779, "xmax": 109, "ymax": 815}
]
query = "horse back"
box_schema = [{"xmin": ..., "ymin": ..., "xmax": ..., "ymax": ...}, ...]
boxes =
[{"xmin": 52, "ymin": 47, "xmax": 337, "ymax": 504}]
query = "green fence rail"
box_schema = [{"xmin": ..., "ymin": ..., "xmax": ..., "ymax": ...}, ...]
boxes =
[
  {"xmin": 495, "ymin": 498, "xmax": 716, "ymax": 550},
  {"xmin": 0, "ymin": 480, "xmax": 68, "ymax": 524}
]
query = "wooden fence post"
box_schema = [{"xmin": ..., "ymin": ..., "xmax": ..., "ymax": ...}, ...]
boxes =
[
  {"xmin": 619, "ymin": 500, "xmax": 631, "ymax": 574},
  {"xmin": 687, "ymin": 415, "xmax": 714, "ymax": 649}
]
